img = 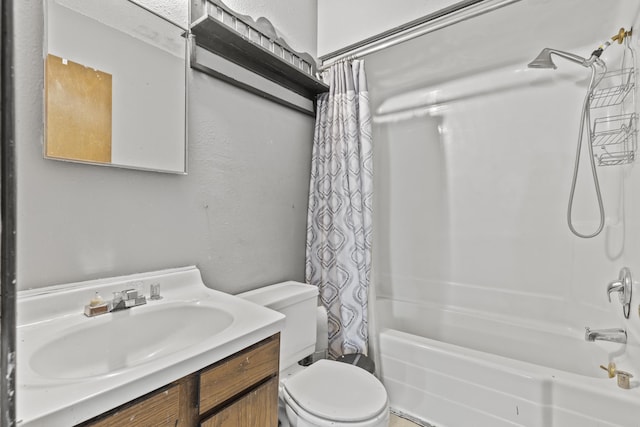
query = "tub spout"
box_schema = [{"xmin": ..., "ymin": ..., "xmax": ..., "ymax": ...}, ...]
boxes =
[{"xmin": 584, "ymin": 327, "xmax": 627, "ymax": 344}]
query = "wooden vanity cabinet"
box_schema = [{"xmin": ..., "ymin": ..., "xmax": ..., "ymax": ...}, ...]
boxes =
[
  {"xmin": 200, "ymin": 377, "xmax": 278, "ymax": 427},
  {"xmin": 77, "ymin": 382, "xmax": 184, "ymax": 427},
  {"xmin": 78, "ymin": 334, "xmax": 279, "ymax": 427}
]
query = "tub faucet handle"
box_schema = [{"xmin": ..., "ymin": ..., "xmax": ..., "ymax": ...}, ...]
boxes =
[
  {"xmin": 607, "ymin": 280, "xmax": 625, "ymax": 303},
  {"xmin": 599, "ymin": 362, "xmax": 617, "ymax": 378},
  {"xmin": 606, "ymin": 267, "xmax": 632, "ymax": 319}
]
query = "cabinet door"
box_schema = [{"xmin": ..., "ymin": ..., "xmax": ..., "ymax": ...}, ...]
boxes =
[
  {"xmin": 83, "ymin": 383, "xmax": 180, "ymax": 427},
  {"xmin": 201, "ymin": 377, "xmax": 278, "ymax": 427},
  {"xmin": 199, "ymin": 335, "xmax": 279, "ymax": 415}
]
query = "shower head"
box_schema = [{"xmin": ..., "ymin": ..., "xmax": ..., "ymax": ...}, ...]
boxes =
[{"xmin": 527, "ymin": 48, "xmax": 589, "ymax": 69}]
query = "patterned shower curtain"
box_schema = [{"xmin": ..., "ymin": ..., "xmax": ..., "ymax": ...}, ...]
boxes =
[{"xmin": 305, "ymin": 60, "xmax": 373, "ymax": 359}]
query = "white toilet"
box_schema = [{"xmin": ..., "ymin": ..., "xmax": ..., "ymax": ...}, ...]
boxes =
[{"xmin": 238, "ymin": 281, "xmax": 389, "ymax": 427}]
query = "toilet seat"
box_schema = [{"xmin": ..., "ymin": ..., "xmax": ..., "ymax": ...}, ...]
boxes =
[{"xmin": 282, "ymin": 359, "xmax": 388, "ymax": 424}]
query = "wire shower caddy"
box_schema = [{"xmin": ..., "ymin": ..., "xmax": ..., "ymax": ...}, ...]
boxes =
[{"xmin": 590, "ymin": 39, "xmax": 637, "ymax": 166}]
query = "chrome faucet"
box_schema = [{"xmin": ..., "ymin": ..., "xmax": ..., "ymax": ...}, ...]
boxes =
[
  {"xmin": 607, "ymin": 267, "xmax": 633, "ymax": 318},
  {"xmin": 84, "ymin": 288, "xmax": 147, "ymax": 317},
  {"xmin": 584, "ymin": 327, "xmax": 627, "ymax": 344},
  {"xmin": 111, "ymin": 289, "xmax": 147, "ymax": 312}
]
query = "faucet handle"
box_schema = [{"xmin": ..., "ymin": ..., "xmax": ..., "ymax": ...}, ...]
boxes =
[
  {"xmin": 122, "ymin": 289, "xmax": 138, "ymax": 300},
  {"xmin": 607, "ymin": 267, "xmax": 633, "ymax": 319},
  {"xmin": 616, "ymin": 370, "xmax": 633, "ymax": 389},
  {"xmin": 112, "ymin": 291, "xmax": 123, "ymax": 303},
  {"xmin": 150, "ymin": 283, "xmax": 162, "ymax": 300},
  {"xmin": 599, "ymin": 361, "xmax": 617, "ymax": 378},
  {"xmin": 607, "ymin": 280, "xmax": 623, "ymax": 303}
]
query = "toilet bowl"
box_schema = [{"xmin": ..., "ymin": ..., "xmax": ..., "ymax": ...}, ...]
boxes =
[{"xmin": 238, "ymin": 282, "xmax": 389, "ymax": 427}]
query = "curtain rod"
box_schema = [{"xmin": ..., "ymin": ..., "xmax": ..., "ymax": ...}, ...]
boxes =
[{"xmin": 319, "ymin": 0, "xmax": 522, "ymax": 70}]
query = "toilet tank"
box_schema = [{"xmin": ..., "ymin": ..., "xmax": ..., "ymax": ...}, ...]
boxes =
[{"xmin": 238, "ymin": 281, "xmax": 318, "ymax": 370}]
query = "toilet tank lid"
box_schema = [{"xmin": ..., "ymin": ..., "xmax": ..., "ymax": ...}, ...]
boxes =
[{"xmin": 237, "ymin": 281, "xmax": 318, "ymax": 310}]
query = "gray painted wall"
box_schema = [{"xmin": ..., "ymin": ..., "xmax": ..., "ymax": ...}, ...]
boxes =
[{"xmin": 16, "ymin": 2, "xmax": 314, "ymax": 294}]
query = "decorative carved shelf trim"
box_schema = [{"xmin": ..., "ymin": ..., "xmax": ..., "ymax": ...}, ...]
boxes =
[{"xmin": 190, "ymin": 0, "xmax": 329, "ymax": 99}]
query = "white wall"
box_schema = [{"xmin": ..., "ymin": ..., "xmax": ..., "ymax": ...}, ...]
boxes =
[
  {"xmin": 225, "ymin": 0, "xmax": 317, "ymax": 57},
  {"xmin": 16, "ymin": 0, "xmax": 317, "ymax": 293},
  {"xmin": 317, "ymin": 0, "xmax": 460, "ymax": 57},
  {"xmin": 133, "ymin": 0, "xmax": 189, "ymax": 28}
]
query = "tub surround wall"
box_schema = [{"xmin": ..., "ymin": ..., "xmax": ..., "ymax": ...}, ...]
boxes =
[
  {"xmin": 371, "ymin": 57, "xmax": 627, "ymax": 331},
  {"xmin": 16, "ymin": 0, "xmax": 316, "ymax": 293},
  {"xmin": 367, "ymin": 0, "xmax": 640, "ymax": 338}
]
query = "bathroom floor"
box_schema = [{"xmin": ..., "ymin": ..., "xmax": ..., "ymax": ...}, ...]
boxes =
[{"xmin": 390, "ymin": 413, "xmax": 431, "ymax": 426}]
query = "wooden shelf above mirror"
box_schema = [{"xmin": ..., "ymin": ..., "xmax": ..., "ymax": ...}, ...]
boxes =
[{"xmin": 190, "ymin": 0, "xmax": 329, "ymax": 100}]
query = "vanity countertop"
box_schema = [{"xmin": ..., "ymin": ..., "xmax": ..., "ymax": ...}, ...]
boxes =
[{"xmin": 16, "ymin": 266, "xmax": 284, "ymax": 427}]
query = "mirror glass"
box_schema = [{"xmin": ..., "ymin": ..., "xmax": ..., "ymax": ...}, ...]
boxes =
[{"xmin": 44, "ymin": 0, "xmax": 188, "ymax": 174}]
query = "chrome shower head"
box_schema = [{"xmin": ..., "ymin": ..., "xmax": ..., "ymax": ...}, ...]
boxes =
[
  {"xmin": 528, "ymin": 48, "xmax": 589, "ymax": 69},
  {"xmin": 528, "ymin": 49, "xmax": 559, "ymax": 69}
]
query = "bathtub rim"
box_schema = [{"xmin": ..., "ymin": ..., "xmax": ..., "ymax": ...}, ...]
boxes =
[{"xmin": 378, "ymin": 327, "xmax": 640, "ymax": 405}]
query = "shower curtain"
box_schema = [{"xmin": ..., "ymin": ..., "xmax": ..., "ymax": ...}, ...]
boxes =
[{"xmin": 305, "ymin": 59, "xmax": 373, "ymax": 359}]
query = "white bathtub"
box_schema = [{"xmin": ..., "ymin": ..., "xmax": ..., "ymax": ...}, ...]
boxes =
[{"xmin": 376, "ymin": 299, "xmax": 640, "ymax": 427}]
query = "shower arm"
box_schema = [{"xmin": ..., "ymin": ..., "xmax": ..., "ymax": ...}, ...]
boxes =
[
  {"xmin": 528, "ymin": 47, "xmax": 601, "ymax": 70},
  {"xmin": 528, "ymin": 28, "xmax": 631, "ymax": 70},
  {"xmin": 556, "ymin": 49, "xmax": 594, "ymax": 67}
]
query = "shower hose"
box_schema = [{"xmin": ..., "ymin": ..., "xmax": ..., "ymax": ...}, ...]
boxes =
[{"xmin": 566, "ymin": 63, "xmax": 606, "ymax": 238}]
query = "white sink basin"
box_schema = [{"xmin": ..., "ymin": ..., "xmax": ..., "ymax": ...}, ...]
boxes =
[
  {"xmin": 17, "ymin": 266, "xmax": 284, "ymax": 427},
  {"xmin": 29, "ymin": 302, "xmax": 234, "ymax": 379}
]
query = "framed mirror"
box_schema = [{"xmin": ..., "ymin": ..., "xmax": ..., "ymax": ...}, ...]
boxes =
[{"xmin": 44, "ymin": 0, "xmax": 188, "ymax": 174}]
